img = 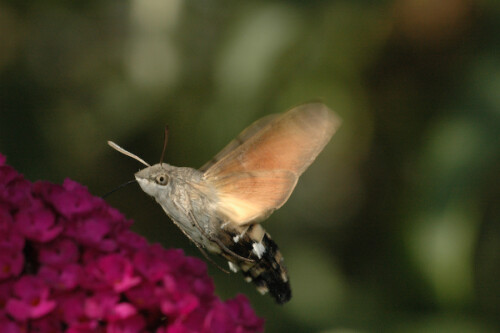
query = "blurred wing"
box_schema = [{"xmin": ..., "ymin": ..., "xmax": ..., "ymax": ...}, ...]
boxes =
[
  {"xmin": 215, "ymin": 170, "xmax": 297, "ymax": 224},
  {"xmin": 199, "ymin": 114, "xmax": 279, "ymax": 172},
  {"xmin": 205, "ymin": 103, "xmax": 341, "ymax": 225}
]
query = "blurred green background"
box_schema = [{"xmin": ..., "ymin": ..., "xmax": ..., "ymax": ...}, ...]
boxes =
[{"xmin": 1, "ymin": 0, "xmax": 499, "ymax": 332}]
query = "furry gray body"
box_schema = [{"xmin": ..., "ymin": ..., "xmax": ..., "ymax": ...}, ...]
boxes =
[
  {"xmin": 136, "ymin": 165, "xmax": 221, "ymax": 253},
  {"xmin": 134, "ymin": 163, "xmax": 291, "ymax": 303}
]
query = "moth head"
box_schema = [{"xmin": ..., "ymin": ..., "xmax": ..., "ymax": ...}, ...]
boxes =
[
  {"xmin": 134, "ymin": 164, "xmax": 174, "ymax": 198},
  {"xmin": 107, "ymin": 138, "xmax": 173, "ymax": 198},
  {"xmin": 108, "ymin": 126, "xmax": 172, "ymax": 198}
]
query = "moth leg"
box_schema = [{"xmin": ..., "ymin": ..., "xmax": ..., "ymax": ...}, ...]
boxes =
[
  {"xmin": 169, "ymin": 217, "xmax": 230, "ymax": 273},
  {"xmin": 188, "ymin": 211, "xmax": 255, "ymax": 263},
  {"xmin": 193, "ymin": 242, "xmax": 230, "ymax": 274},
  {"xmin": 232, "ymin": 225, "xmax": 249, "ymax": 243},
  {"xmin": 213, "ymin": 235, "xmax": 255, "ymax": 263}
]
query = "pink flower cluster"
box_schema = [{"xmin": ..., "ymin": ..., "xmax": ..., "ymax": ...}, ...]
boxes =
[{"xmin": 0, "ymin": 154, "xmax": 264, "ymax": 333}]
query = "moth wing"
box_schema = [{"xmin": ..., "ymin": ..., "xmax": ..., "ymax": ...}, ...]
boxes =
[
  {"xmin": 205, "ymin": 103, "xmax": 341, "ymax": 225},
  {"xmin": 214, "ymin": 170, "xmax": 297, "ymax": 224},
  {"xmin": 199, "ymin": 114, "xmax": 279, "ymax": 172}
]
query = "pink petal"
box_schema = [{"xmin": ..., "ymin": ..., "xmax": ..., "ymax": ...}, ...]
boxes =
[
  {"xmin": 5, "ymin": 298, "xmax": 57, "ymax": 321},
  {"xmin": 0, "ymin": 251, "xmax": 24, "ymax": 280},
  {"xmin": 38, "ymin": 238, "xmax": 79, "ymax": 266},
  {"xmin": 107, "ymin": 315, "xmax": 146, "ymax": 333}
]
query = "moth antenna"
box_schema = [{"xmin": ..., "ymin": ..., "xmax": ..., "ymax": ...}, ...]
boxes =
[
  {"xmin": 160, "ymin": 125, "xmax": 169, "ymax": 166},
  {"xmin": 107, "ymin": 141, "xmax": 151, "ymax": 167},
  {"xmin": 102, "ymin": 179, "xmax": 137, "ymax": 198}
]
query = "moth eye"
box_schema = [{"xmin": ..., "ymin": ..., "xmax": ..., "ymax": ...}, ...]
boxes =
[{"xmin": 155, "ymin": 174, "xmax": 169, "ymax": 185}]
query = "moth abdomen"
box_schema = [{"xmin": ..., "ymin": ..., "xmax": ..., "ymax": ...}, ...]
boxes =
[
  {"xmin": 243, "ymin": 233, "xmax": 291, "ymax": 304},
  {"xmin": 222, "ymin": 224, "xmax": 291, "ymax": 304}
]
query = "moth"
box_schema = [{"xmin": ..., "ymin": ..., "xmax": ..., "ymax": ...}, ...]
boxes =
[{"xmin": 108, "ymin": 103, "xmax": 341, "ymax": 304}]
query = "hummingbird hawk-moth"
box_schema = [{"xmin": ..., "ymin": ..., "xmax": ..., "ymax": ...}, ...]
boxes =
[{"xmin": 108, "ymin": 103, "xmax": 341, "ymax": 304}]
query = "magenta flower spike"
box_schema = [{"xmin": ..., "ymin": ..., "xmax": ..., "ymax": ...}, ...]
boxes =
[{"xmin": 0, "ymin": 153, "xmax": 264, "ymax": 333}]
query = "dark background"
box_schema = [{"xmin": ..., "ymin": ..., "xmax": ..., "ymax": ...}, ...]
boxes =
[{"xmin": 1, "ymin": 0, "xmax": 499, "ymax": 332}]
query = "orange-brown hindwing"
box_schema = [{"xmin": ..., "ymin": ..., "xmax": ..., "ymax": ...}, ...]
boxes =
[{"xmin": 204, "ymin": 103, "xmax": 340, "ymax": 225}]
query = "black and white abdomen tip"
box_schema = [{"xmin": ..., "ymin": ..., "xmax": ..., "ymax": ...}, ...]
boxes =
[{"xmin": 224, "ymin": 224, "xmax": 291, "ymax": 304}]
